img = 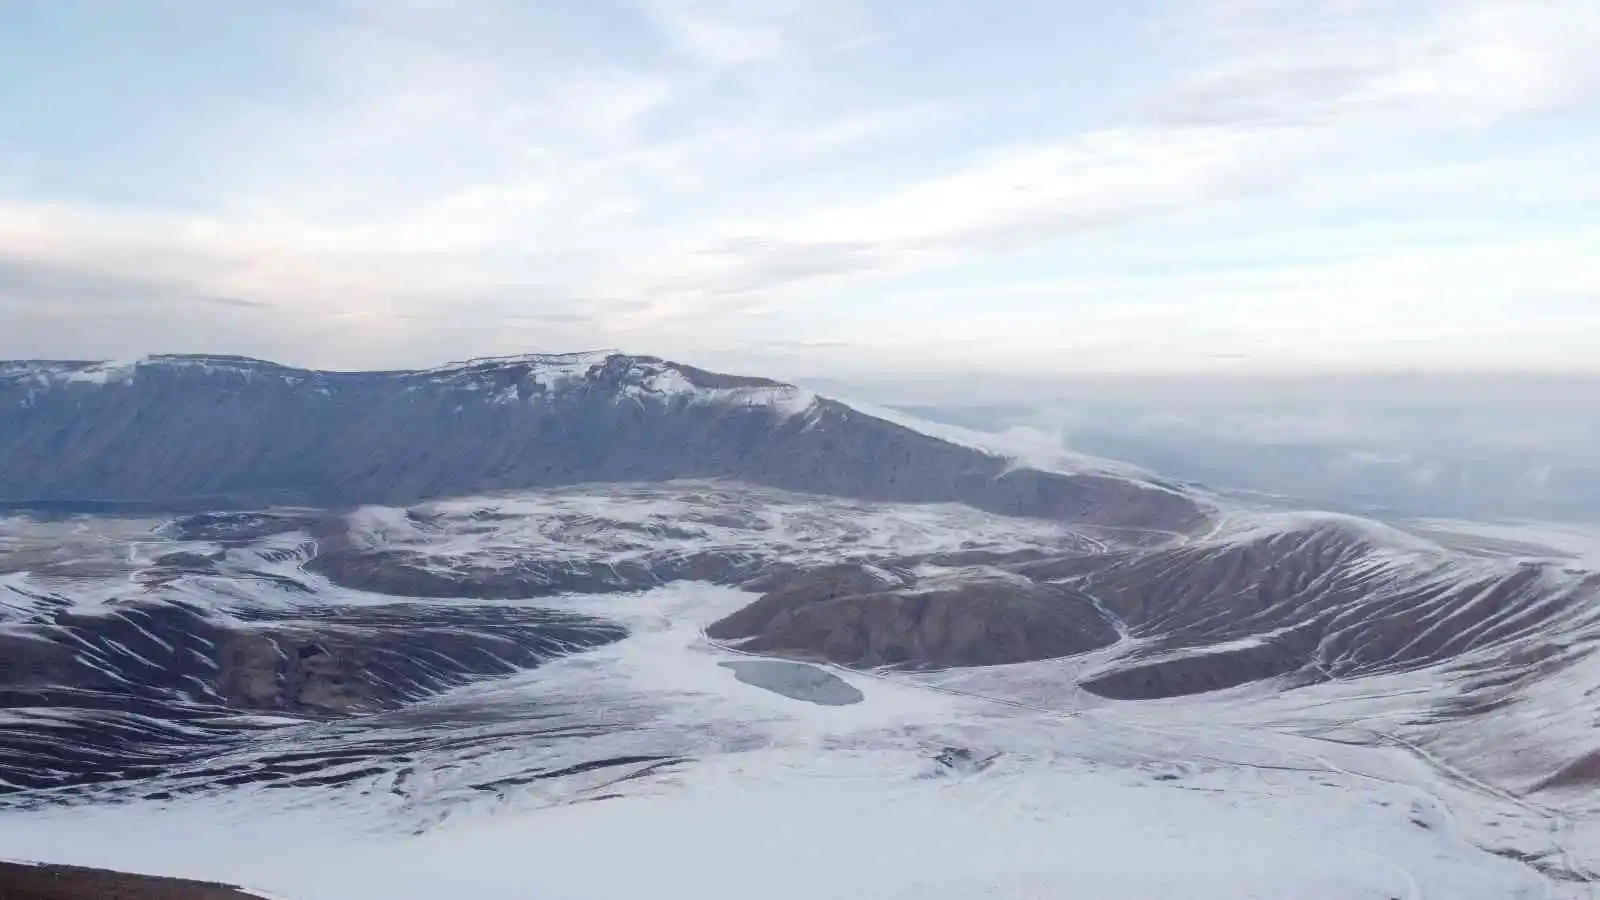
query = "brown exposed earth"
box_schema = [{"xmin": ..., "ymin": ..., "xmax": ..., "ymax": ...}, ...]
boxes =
[
  {"xmin": 705, "ymin": 523, "xmax": 1600, "ymax": 707},
  {"xmin": 1533, "ymin": 748, "xmax": 1600, "ymax": 792},
  {"xmin": 1076, "ymin": 635, "xmax": 1316, "ymax": 700},
  {"xmin": 0, "ymin": 861, "xmax": 260, "ymax": 900},
  {"xmin": 707, "ymin": 563, "xmax": 1120, "ymax": 668}
]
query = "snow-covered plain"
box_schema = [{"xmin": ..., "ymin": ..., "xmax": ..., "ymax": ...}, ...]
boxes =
[
  {"xmin": 1, "ymin": 488, "xmax": 1595, "ymax": 899},
  {"xmin": 1407, "ymin": 517, "xmax": 1600, "ymax": 570},
  {"xmin": 0, "ymin": 579, "xmax": 1564, "ymax": 900},
  {"xmin": 348, "ymin": 481, "xmax": 1113, "ymax": 569}
]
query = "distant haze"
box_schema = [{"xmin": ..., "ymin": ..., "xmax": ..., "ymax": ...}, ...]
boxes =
[
  {"xmin": 2, "ymin": 1, "xmax": 1598, "ymax": 376},
  {"xmin": 826, "ymin": 371, "xmax": 1600, "ymax": 522}
]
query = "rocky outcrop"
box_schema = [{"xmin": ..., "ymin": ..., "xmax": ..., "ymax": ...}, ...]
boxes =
[
  {"xmin": 0, "ymin": 354, "xmax": 1204, "ymax": 531},
  {"xmin": 708, "ymin": 563, "xmax": 1120, "ymax": 668}
]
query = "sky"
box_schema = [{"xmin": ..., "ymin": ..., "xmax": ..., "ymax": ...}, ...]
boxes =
[{"xmin": 1, "ymin": 0, "xmax": 1597, "ymax": 378}]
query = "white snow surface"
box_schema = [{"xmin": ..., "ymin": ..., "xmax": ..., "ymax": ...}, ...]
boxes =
[
  {"xmin": 4, "ymin": 352, "xmax": 825, "ymax": 420},
  {"xmin": 827, "ymin": 393, "xmax": 1172, "ymax": 482},
  {"xmin": 423, "ymin": 351, "xmax": 819, "ymax": 418},
  {"xmin": 342, "ymin": 481, "xmax": 1107, "ymax": 569},
  {"xmin": 0, "ymin": 355, "xmax": 319, "ymax": 391},
  {"xmin": 60, "ymin": 359, "xmax": 142, "ymax": 385},
  {"xmin": 0, "ymin": 582, "xmax": 1552, "ymax": 900},
  {"xmin": 1202, "ymin": 508, "xmax": 1451, "ymax": 555},
  {"xmin": 1406, "ymin": 517, "xmax": 1600, "ymax": 570},
  {"xmin": 1, "ymin": 489, "xmax": 1594, "ymax": 898}
]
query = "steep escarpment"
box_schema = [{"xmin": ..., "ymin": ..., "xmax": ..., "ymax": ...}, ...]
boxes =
[
  {"xmin": 0, "ymin": 590, "xmax": 624, "ymax": 794},
  {"xmin": 0, "ymin": 353, "xmax": 1203, "ymax": 531}
]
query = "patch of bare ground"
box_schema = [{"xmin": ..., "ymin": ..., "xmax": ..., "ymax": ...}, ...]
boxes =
[
  {"xmin": 1532, "ymin": 748, "xmax": 1600, "ymax": 792},
  {"xmin": 707, "ymin": 562, "xmax": 1120, "ymax": 668},
  {"xmin": 0, "ymin": 861, "xmax": 261, "ymax": 899}
]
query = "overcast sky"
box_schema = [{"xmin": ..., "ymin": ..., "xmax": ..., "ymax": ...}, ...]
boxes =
[{"xmin": 2, "ymin": 0, "xmax": 1597, "ymax": 376}]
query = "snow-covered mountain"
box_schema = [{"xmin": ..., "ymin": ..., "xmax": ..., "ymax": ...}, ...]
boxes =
[
  {"xmin": 0, "ymin": 353, "xmax": 1597, "ymax": 898},
  {"xmin": 0, "ymin": 353, "xmax": 1200, "ymax": 531}
]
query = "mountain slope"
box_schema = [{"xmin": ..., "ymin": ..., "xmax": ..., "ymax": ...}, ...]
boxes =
[
  {"xmin": 1, "ymin": 485, "xmax": 1595, "ymax": 892},
  {"xmin": 0, "ymin": 353, "xmax": 1202, "ymax": 531}
]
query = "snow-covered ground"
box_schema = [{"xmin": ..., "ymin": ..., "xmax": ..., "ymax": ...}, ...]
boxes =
[
  {"xmin": 826, "ymin": 392, "xmax": 1174, "ymax": 484},
  {"xmin": 1406, "ymin": 517, "xmax": 1600, "ymax": 570},
  {"xmin": 353, "ymin": 481, "xmax": 1116, "ymax": 571},
  {"xmin": 0, "ymin": 582, "xmax": 1563, "ymax": 899},
  {"xmin": 0, "ymin": 749, "xmax": 1546, "ymax": 900},
  {"xmin": 4, "ymin": 488, "xmax": 1597, "ymax": 898}
]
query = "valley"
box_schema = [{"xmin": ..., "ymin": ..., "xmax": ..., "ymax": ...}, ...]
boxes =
[{"xmin": 0, "ymin": 354, "xmax": 1595, "ymax": 898}]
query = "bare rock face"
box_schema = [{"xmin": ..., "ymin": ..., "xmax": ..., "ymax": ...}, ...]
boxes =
[{"xmin": 708, "ymin": 563, "xmax": 1120, "ymax": 668}]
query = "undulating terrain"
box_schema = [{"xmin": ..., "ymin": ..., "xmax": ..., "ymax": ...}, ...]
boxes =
[{"xmin": 0, "ymin": 353, "xmax": 1596, "ymax": 899}]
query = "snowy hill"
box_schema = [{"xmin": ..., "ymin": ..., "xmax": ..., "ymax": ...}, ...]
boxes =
[
  {"xmin": 0, "ymin": 353, "xmax": 1597, "ymax": 898},
  {"xmin": 0, "ymin": 352, "xmax": 1201, "ymax": 531}
]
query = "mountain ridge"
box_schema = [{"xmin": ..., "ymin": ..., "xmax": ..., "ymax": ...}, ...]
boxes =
[{"xmin": 0, "ymin": 351, "xmax": 1205, "ymax": 532}]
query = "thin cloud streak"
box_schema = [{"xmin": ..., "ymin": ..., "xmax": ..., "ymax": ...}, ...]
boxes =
[{"xmin": 0, "ymin": 0, "xmax": 1595, "ymax": 373}]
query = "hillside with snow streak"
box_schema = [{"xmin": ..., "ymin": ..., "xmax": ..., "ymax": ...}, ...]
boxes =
[
  {"xmin": 0, "ymin": 353, "xmax": 1199, "ymax": 531},
  {"xmin": 1, "ymin": 353, "xmax": 1597, "ymax": 898}
]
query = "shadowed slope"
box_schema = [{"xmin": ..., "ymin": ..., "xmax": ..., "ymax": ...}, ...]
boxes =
[
  {"xmin": 0, "ymin": 861, "xmax": 260, "ymax": 900},
  {"xmin": 0, "ymin": 354, "xmax": 1202, "ymax": 532}
]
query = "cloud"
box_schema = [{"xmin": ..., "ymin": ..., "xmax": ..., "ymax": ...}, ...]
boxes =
[
  {"xmin": 0, "ymin": 0, "xmax": 946, "ymax": 361},
  {"xmin": 645, "ymin": 3, "xmax": 787, "ymax": 66},
  {"xmin": 499, "ymin": 311, "xmax": 597, "ymax": 324},
  {"xmin": 198, "ymin": 296, "xmax": 268, "ymax": 310},
  {"xmin": 639, "ymin": 0, "xmax": 867, "ymax": 67},
  {"xmin": 600, "ymin": 0, "xmax": 1600, "ymax": 336},
  {"xmin": 605, "ymin": 124, "xmax": 1314, "ymax": 326},
  {"xmin": 0, "ymin": 255, "xmax": 310, "ymax": 363},
  {"xmin": 1156, "ymin": 0, "xmax": 1600, "ymax": 129},
  {"xmin": 770, "ymin": 224, "xmax": 1600, "ymax": 376},
  {"xmin": 0, "ymin": 256, "xmax": 182, "ymax": 310},
  {"xmin": 1, "ymin": 0, "xmax": 1597, "ymax": 375}
]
